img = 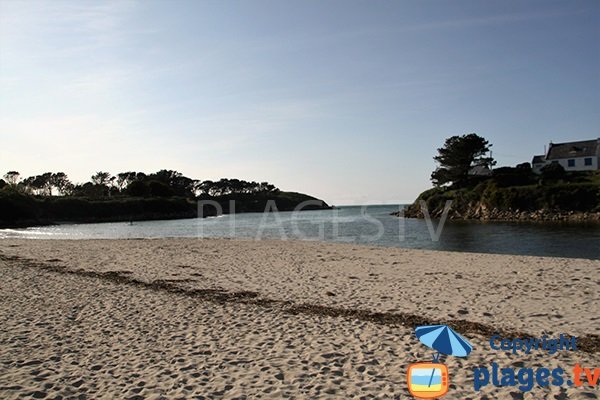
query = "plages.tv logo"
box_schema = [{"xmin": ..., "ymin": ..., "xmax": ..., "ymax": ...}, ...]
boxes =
[{"xmin": 407, "ymin": 324, "xmax": 473, "ymax": 399}]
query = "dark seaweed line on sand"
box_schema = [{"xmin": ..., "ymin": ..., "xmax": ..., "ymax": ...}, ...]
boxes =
[{"xmin": 1, "ymin": 253, "xmax": 598, "ymax": 354}]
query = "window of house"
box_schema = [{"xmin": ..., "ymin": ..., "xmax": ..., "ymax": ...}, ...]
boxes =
[
  {"xmin": 584, "ymin": 157, "xmax": 592, "ymax": 166},
  {"xmin": 568, "ymin": 159, "xmax": 575, "ymax": 167}
]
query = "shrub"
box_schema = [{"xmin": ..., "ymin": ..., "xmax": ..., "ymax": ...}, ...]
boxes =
[
  {"xmin": 126, "ymin": 180, "xmax": 149, "ymax": 197},
  {"xmin": 0, "ymin": 190, "xmax": 41, "ymax": 222},
  {"xmin": 541, "ymin": 163, "xmax": 565, "ymax": 181},
  {"xmin": 148, "ymin": 181, "xmax": 175, "ymax": 197},
  {"xmin": 492, "ymin": 166, "xmax": 536, "ymax": 187}
]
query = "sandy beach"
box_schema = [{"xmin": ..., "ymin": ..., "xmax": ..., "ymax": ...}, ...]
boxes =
[{"xmin": 0, "ymin": 238, "xmax": 598, "ymax": 399}]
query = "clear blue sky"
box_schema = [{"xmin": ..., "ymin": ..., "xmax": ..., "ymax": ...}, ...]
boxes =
[{"xmin": 1, "ymin": 0, "xmax": 598, "ymax": 204}]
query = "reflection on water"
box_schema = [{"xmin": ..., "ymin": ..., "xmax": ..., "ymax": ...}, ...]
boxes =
[{"xmin": 1, "ymin": 205, "xmax": 599, "ymax": 260}]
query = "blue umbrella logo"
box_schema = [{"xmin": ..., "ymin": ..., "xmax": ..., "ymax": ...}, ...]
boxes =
[
  {"xmin": 412, "ymin": 325, "xmax": 473, "ymax": 391},
  {"xmin": 416, "ymin": 324, "xmax": 473, "ymax": 360}
]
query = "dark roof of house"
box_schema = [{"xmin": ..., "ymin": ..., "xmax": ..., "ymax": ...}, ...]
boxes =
[
  {"xmin": 532, "ymin": 155, "xmax": 545, "ymax": 164},
  {"xmin": 546, "ymin": 139, "xmax": 599, "ymax": 160}
]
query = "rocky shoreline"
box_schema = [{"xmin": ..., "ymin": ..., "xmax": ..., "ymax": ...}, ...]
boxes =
[{"xmin": 394, "ymin": 203, "xmax": 600, "ymax": 222}]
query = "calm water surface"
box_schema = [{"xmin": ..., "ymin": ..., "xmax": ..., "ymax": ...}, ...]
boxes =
[{"xmin": 1, "ymin": 205, "xmax": 598, "ymax": 260}]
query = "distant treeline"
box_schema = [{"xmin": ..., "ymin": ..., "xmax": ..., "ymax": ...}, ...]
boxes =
[
  {"xmin": 0, "ymin": 170, "xmax": 330, "ymax": 228},
  {"xmin": 0, "ymin": 169, "xmax": 279, "ymax": 198}
]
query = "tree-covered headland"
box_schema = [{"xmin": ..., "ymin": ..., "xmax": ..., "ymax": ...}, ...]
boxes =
[
  {"xmin": 402, "ymin": 134, "xmax": 600, "ymax": 221},
  {"xmin": 0, "ymin": 170, "xmax": 330, "ymax": 228}
]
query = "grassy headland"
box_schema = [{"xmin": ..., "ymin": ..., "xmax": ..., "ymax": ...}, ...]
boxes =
[{"xmin": 402, "ymin": 168, "xmax": 600, "ymax": 221}]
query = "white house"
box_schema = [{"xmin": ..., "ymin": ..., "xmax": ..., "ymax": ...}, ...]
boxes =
[{"xmin": 531, "ymin": 138, "xmax": 600, "ymax": 174}]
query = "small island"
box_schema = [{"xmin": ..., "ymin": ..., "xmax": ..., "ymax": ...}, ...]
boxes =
[
  {"xmin": 399, "ymin": 134, "xmax": 600, "ymax": 222},
  {"xmin": 0, "ymin": 170, "xmax": 330, "ymax": 228}
]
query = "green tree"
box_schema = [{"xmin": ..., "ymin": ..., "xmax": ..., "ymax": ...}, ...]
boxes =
[
  {"xmin": 431, "ymin": 133, "xmax": 495, "ymax": 187},
  {"xmin": 198, "ymin": 180, "xmax": 217, "ymax": 196},
  {"xmin": 73, "ymin": 182, "xmax": 105, "ymax": 197},
  {"xmin": 116, "ymin": 172, "xmax": 138, "ymax": 191},
  {"xmin": 125, "ymin": 180, "xmax": 149, "ymax": 197},
  {"xmin": 3, "ymin": 171, "xmax": 20, "ymax": 186},
  {"xmin": 191, "ymin": 179, "xmax": 203, "ymax": 197},
  {"xmin": 90, "ymin": 171, "xmax": 112, "ymax": 197},
  {"xmin": 27, "ymin": 173, "xmax": 53, "ymax": 195},
  {"xmin": 91, "ymin": 171, "xmax": 112, "ymax": 186},
  {"xmin": 148, "ymin": 170, "xmax": 194, "ymax": 197},
  {"xmin": 50, "ymin": 172, "xmax": 73, "ymax": 195},
  {"xmin": 148, "ymin": 181, "xmax": 174, "ymax": 197},
  {"xmin": 21, "ymin": 176, "xmax": 36, "ymax": 194}
]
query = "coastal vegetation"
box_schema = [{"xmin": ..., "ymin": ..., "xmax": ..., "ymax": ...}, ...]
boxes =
[
  {"xmin": 402, "ymin": 134, "xmax": 600, "ymax": 221},
  {"xmin": 0, "ymin": 170, "xmax": 330, "ymax": 228},
  {"xmin": 430, "ymin": 133, "xmax": 495, "ymax": 187}
]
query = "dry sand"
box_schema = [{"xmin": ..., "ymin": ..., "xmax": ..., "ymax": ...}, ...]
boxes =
[{"xmin": 0, "ymin": 238, "xmax": 598, "ymax": 399}]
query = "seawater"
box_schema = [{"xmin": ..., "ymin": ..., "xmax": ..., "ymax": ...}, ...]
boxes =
[{"xmin": 1, "ymin": 205, "xmax": 598, "ymax": 260}]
